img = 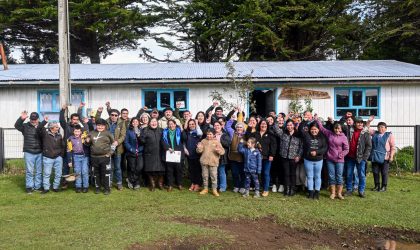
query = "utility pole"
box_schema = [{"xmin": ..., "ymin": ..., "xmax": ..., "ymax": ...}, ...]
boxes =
[{"xmin": 58, "ymin": 0, "xmax": 71, "ymax": 108}]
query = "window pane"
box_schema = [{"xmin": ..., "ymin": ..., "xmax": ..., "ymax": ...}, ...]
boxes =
[
  {"xmin": 71, "ymin": 92, "xmax": 83, "ymax": 106},
  {"xmin": 174, "ymin": 91, "xmax": 187, "ymax": 109},
  {"xmin": 336, "ymin": 89, "xmax": 349, "ymax": 107},
  {"xmin": 144, "ymin": 91, "xmax": 157, "ymax": 109},
  {"xmin": 352, "ymin": 91, "xmax": 362, "ymax": 106},
  {"xmin": 160, "ymin": 92, "xmax": 171, "ymax": 108},
  {"xmin": 40, "ymin": 93, "xmax": 53, "ymax": 111},
  {"xmin": 358, "ymin": 109, "xmax": 378, "ymax": 117},
  {"xmin": 336, "ymin": 109, "xmax": 357, "ymax": 117},
  {"xmin": 53, "ymin": 93, "xmax": 60, "ymax": 111},
  {"xmin": 365, "ymin": 89, "xmax": 378, "ymax": 107}
]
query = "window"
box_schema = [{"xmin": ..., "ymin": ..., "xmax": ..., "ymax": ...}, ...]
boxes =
[
  {"xmin": 142, "ymin": 89, "xmax": 189, "ymax": 110},
  {"xmin": 334, "ymin": 87, "xmax": 380, "ymax": 118},
  {"xmin": 38, "ymin": 90, "xmax": 85, "ymax": 121}
]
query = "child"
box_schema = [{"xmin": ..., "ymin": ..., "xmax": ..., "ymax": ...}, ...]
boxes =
[
  {"xmin": 238, "ymin": 137, "xmax": 262, "ymax": 198},
  {"xmin": 196, "ymin": 128, "xmax": 225, "ymax": 197},
  {"xmin": 67, "ymin": 125, "xmax": 90, "ymax": 193},
  {"xmin": 86, "ymin": 118, "xmax": 114, "ymax": 195}
]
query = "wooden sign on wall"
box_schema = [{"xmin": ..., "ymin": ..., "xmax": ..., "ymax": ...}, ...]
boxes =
[{"xmin": 278, "ymin": 87, "xmax": 330, "ymax": 100}]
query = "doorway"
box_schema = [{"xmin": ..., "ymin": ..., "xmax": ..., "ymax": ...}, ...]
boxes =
[{"xmin": 250, "ymin": 89, "xmax": 275, "ymax": 116}]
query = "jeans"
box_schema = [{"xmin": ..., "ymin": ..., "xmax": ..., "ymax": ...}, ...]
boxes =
[
  {"xmin": 262, "ymin": 159, "xmax": 272, "ymax": 192},
  {"xmin": 73, "ymin": 154, "xmax": 89, "ymax": 188},
  {"xmin": 231, "ymin": 161, "xmax": 245, "ymax": 189},
  {"xmin": 166, "ymin": 162, "xmax": 183, "ymax": 187},
  {"xmin": 111, "ymin": 154, "xmax": 122, "ymax": 185},
  {"xmin": 327, "ymin": 161, "xmax": 344, "ymax": 185},
  {"xmin": 127, "ymin": 153, "xmax": 144, "ymax": 186},
  {"xmin": 42, "ymin": 156, "xmax": 63, "ymax": 190},
  {"xmin": 218, "ymin": 164, "xmax": 227, "ymax": 191},
  {"xmin": 24, "ymin": 152, "xmax": 43, "ymax": 189},
  {"xmin": 346, "ymin": 158, "xmax": 366, "ymax": 193},
  {"xmin": 304, "ymin": 159, "xmax": 323, "ymax": 191}
]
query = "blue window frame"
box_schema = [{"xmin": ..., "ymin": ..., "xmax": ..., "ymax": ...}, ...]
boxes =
[
  {"xmin": 142, "ymin": 89, "xmax": 189, "ymax": 111},
  {"xmin": 334, "ymin": 87, "xmax": 380, "ymax": 119},
  {"xmin": 38, "ymin": 90, "xmax": 85, "ymax": 121}
]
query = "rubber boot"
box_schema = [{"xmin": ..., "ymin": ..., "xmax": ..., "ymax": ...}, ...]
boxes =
[
  {"xmin": 307, "ymin": 190, "xmax": 314, "ymax": 199},
  {"xmin": 336, "ymin": 185, "xmax": 344, "ymax": 200},
  {"xmin": 289, "ymin": 186, "xmax": 296, "ymax": 196},
  {"xmin": 313, "ymin": 190, "xmax": 320, "ymax": 200},
  {"xmin": 329, "ymin": 185, "xmax": 336, "ymax": 200}
]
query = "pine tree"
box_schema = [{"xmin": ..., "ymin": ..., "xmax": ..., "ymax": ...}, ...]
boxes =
[{"xmin": 0, "ymin": 0, "xmax": 156, "ymax": 63}]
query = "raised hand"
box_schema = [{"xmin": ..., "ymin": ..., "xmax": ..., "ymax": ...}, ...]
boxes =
[
  {"xmin": 20, "ymin": 111, "xmax": 28, "ymax": 120},
  {"xmin": 79, "ymin": 102, "xmax": 85, "ymax": 108},
  {"xmin": 213, "ymin": 100, "xmax": 219, "ymax": 107},
  {"xmin": 368, "ymin": 115, "xmax": 375, "ymax": 122},
  {"xmin": 105, "ymin": 101, "xmax": 110, "ymax": 107},
  {"xmin": 62, "ymin": 104, "xmax": 68, "ymax": 110},
  {"xmin": 97, "ymin": 106, "xmax": 104, "ymax": 112}
]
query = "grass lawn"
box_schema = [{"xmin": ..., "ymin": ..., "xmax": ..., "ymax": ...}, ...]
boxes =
[{"xmin": 0, "ymin": 168, "xmax": 419, "ymax": 249}]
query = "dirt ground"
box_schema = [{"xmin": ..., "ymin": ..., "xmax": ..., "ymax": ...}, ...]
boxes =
[{"xmin": 128, "ymin": 216, "xmax": 420, "ymax": 250}]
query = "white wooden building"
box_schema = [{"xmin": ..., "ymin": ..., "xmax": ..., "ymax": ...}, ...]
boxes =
[{"xmin": 1, "ymin": 60, "xmax": 420, "ymax": 158}]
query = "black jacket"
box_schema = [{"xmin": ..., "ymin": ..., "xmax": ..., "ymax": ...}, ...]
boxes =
[
  {"xmin": 14, "ymin": 117, "xmax": 43, "ymax": 154},
  {"xmin": 140, "ymin": 127, "xmax": 165, "ymax": 172},
  {"xmin": 219, "ymin": 132, "xmax": 231, "ymax": 165},
  {"xmin": 302, "ymin": 132, "xmax": 328, "ymax": 161},
  {"xmin": 254, "ymin": 131, "xmax": 277, "ymax": 160},
  {"xmin": 38, "ymin": 121, "xmax": 65, "ymax": 159}
]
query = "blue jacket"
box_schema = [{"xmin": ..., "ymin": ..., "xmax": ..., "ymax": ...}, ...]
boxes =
[
  {"xmin": 238, "ymin": 143, "xmax": 262, "ymax": 174},
  {"xmin": 124, "ymin": 128, "xmax": 144, "ymax": 155}
]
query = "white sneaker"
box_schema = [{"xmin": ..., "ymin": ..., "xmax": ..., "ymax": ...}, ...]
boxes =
[
  {"xmin": 272, "ymin": 185, "xmax": 277, "ymax": 193},
  {"xmin": 233, "ymin": 187, "xmax": 239, "ymax": 193},
  {"xmin": 278, "ymin": 185, "xmax": 284, "ymax": 193},
  {"xmin": 239, "ymin": 188, "xmax": 246, "ymax": 194}
]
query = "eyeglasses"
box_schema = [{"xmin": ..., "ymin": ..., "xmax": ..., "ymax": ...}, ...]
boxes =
[{"xmin": 110, "ymin": 114, "xmax": 118, "ymax": 117}]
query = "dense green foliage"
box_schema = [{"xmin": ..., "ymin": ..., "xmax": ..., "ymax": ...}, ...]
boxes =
[
  {"xmin": 391, "ymin": 146, "xmax": 415, "ymax": 172},
  {"xmin": 360, "ymin": 0, "xmax": 420, "ymax": 64},
  {"xmin": 1, "ymin": 0, "xmax": 419, "ymax": 63},
  {"xmin": 0, "ymin": 0, "xmax": 156, "ymax": 63}
]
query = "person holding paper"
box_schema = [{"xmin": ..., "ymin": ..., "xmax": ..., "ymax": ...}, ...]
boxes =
[{"xmin": 161, "ymin": 120, "xmax": 185, "ymax": 192}]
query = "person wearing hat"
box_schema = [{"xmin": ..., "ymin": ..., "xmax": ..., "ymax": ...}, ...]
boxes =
[
  {"xmin": 15, "ymin": 111, "xmax": 44, "ymax": 194},
  {"xmin": 38, "ymin": 118, "xmax": 65, "ymax": 194},
  {"xmin": 136, "ymin": 106, "xmax": 160, "ymax": 120},
  {"xmin": 158, "ymin": 107, "xmax": 182, "ymax": 129},
  {"xmin": 86, "ymin": 118, "xmax": 114, "ymax": 195},
  {"xmin": 345, "ymin": 117, "xmax": 372, "ymax": 198},
  {"xmin": 95, "ymin": 106, "xmax": 126, "ymax": 191}
]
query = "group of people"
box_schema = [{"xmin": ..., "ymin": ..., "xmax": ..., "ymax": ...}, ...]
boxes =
[{"xmin": 16, "ymin": 100, "xmax": 396, "ymax": 199}]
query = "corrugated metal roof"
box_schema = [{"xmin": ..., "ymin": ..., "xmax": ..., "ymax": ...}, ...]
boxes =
[{"xmin": 1, "ymin": 60, "xmax": 420, "ymax": 82}]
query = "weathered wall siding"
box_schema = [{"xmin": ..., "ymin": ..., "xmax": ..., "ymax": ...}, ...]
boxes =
[
  {"xmin": 188, "ymin": 86, "xmax": 242, "ymax": 116},
  {"xmin": 0, "ymin": 87, "xmax": 38, "ymax": 128},
  {"xmin": 87, "ymin": 86, "xmax": 142, "ymax": 119},
  {"xmin": 378, "ymin": 85, "xmax": 420, "ymax": 126}
]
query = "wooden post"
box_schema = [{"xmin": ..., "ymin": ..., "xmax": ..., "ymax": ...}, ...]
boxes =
[
  {"xmin": 415, "ymin": 125, "xmax": 420, "ymax": 172},
  {"xmin": 58, "ymin": 0, "xmax": 71, "ymax": 108},
  {"xmin": 0, "ymin": 43, "xmax": 9, "ymax": 70}
]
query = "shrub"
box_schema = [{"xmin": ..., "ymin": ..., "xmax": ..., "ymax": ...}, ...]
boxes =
[{"xmin": 390, "ymin": 146, "xmax": 414, "ymax": 172}]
